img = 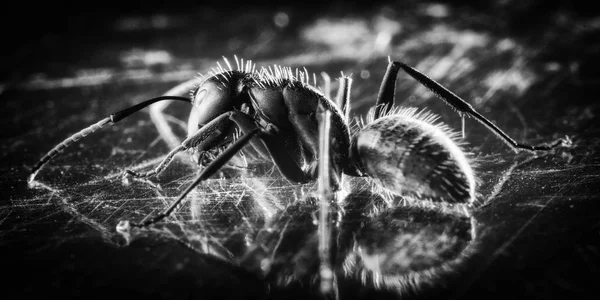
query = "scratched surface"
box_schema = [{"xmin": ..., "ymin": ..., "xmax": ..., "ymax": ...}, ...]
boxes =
[{"xmin": 1, "ymin": 1, "xmax": 600, "ymax": 299}]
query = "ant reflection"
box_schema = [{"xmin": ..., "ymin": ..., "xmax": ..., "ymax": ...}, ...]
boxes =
[
  {"xmin": 338, "ymin": 185, "xmax": 476, "ymax": 297},
  {"xmin": 123, "ymin": 174, "xmax": 476, "ymax": 299}
]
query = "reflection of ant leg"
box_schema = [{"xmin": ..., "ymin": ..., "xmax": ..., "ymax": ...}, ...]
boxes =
[{"xmin": 317, "ymin": 109, "xmax": 337, "ymax": 298}]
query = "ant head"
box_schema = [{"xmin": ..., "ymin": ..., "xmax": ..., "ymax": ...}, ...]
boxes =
[{"xmin": 187, "ymin": 74, "xmax": 245, "ymax": 136}]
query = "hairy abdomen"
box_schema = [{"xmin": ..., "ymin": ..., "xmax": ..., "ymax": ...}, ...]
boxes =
[{"xmin": 354, "ymin": 111, "xmax": 475, "ymax": 203}]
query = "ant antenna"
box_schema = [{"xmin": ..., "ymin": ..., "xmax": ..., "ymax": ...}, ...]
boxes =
[{"xmin": 28, "ymin": 96, "xmax": 191, "ymax": 185}]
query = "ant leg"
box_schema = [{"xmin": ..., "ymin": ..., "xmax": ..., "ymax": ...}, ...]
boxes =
[
  {"xmin": 394, "ymin": 60, "xmax": 571, "ymax": 152},
  {"xmin": 190, "ymin": 110, "xmax": 312, "ymax": 183},
  {"xmin": 28, "ymin": 96, "xmax": 191, "ymax": 185},
  {"xmin": 321, "ymin": 72, "xmax": 332, "ymax": 100},
  {"xmin": 374, "ymin": 58, "xmax": 401, "ymax": 119},
  {"xmin": 128, "ymin": 112, "xmax": 315, "ymax": 228},
  {"xmin": 128, "ymin": 127, "xmax": 262, "ymax": 228},
  {"xmin": 227, "ymin": 111, "xmax": 315, "ymax": 183},
  {"xmin": 284, "ymin": 91, "xmax": 348, "ymax": 188},
  {"xmin": 125, "ymin": 145, "xmax": 185, "ymax": 178},
  {"xmin": 335, "ymin": 75, "xmax": 352, "ymax": 122},
  {"xmin": 125, "ymin": 112, "xmax": 235, "ymax": 178}
]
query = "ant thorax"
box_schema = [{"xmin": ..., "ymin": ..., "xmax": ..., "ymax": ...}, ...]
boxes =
[{"xmin": 191, "ymin": 58, "xmax": 331, "ymax": 127}]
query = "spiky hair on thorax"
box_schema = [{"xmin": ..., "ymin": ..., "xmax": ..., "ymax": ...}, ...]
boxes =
[{"xmin": 190, "ymin": 56, "xmax": 325, "ymax": 98}]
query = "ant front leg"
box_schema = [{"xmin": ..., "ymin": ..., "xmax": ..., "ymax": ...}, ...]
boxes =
[
  {"xmin": 126, "ymin": 126, "xmax": 262, "ymax": 228},
  {"xmin": 125, "ymin": 112, "xmax": 236, "ymax": 178},
  {"xmin": 126, "ymin": 111, "xmax": 315, "ymax": 228},
  {"xmin": 377, "ymin": 59, "xmax": 572, "ymax": 152}
]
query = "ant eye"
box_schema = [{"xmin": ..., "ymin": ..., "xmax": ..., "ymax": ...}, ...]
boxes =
[
  {"xmin": 191, "ymin": 87, "xmax": 207, "ymax": 107},
  {"xmin": 195, "ymin": 88, "xmax": 207, "ymax": 101},
  {"xmin": 191, "ymin": 79, "xmax": 231, "ymax": 109}
]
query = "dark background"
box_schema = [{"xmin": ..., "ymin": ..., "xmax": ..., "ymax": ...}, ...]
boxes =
[{"xmin": 1, "ymin": 0, "xmax": 599, "ymax": 299}]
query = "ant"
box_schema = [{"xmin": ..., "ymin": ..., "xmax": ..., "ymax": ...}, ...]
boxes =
[
  {"xmin": 27, "ymin": 56, "xmax": 571, "ymax": 297},
  {"xmin": 28, "ymin": 56, "xmax": 571, "ymax": 229}
]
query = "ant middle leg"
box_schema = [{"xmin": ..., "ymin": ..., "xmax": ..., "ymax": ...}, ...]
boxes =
[
  {"xmin": 335, "ymin": 75, "xmax": 352, "ymax": 122},
  {"xmin": 321, "ymin": 72, "xmax": 332, "ymax": 99}
]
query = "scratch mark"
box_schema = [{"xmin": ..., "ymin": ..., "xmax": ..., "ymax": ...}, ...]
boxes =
[
  {"xmin": 505, "ymin": 100, "xmax": 528, "ymax": 141},
  {"xmin": 480, "ymin": 155, "xmax": 538, "ymax": 208},
  {"xmin": 88, "ymin": 201, "xmax": 104, "ymax": 215},
  {"xmin": 515, "ymin": 203, "xmax": 548, "ymax": 208},
  {"xmin": 268, "ymin": 218, "xmax": 291, "ymax": 268},
  {"xmin": 479, "ymin": 54, "xmax": 530, "ymax": 105},
  {"xmin": 0, "ymin": 209, "xmax": 13, "ymax": 226},
  {"xmin": 59, "ymin": 197, "xmax": 113, "ymax": 242},
  {"xmin": 45, "ymin": 192, "xmax": 57, "ymax": 205},
  {"xmin": 493, "ymin": 192, "xmax": 559, "ymax": 256},
  {"xmin": 102, "ymin": 198, "xmax": 130, "ymax": 224}
]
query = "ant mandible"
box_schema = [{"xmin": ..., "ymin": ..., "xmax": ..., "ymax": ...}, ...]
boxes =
[{"xmin": 27, "ymin": 56, "xmax": 571, "ymax": 228}]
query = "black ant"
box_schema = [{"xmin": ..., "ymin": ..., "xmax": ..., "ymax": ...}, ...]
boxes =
[{"xmin": 28, "ymin": 56, "xmax": 571, "ymax": 229}]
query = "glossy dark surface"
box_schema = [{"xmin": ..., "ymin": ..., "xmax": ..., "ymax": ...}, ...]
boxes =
[{"xmin": 2, "ymin": 1, "xmax": 599, "ymax": 299}]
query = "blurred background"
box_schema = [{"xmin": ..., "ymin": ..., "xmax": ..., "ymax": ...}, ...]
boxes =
[{"xmin": 1, "ymin": 0, "xmax": 599, "ymax": 299}]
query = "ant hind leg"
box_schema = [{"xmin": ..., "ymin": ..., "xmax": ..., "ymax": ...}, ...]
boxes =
[{"xmin": 380, "ymin": 59, "xmax": 572, "ymax": 152}]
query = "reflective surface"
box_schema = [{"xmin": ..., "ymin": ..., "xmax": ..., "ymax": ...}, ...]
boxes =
[{"xmin": 2, "ymin": 1, "xmax": 599, "ymax": 299}]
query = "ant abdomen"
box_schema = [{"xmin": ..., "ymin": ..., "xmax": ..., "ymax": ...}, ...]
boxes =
[{"xmin": 353, "ymin": 108, "xmax": 476, "ymax": 204}]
